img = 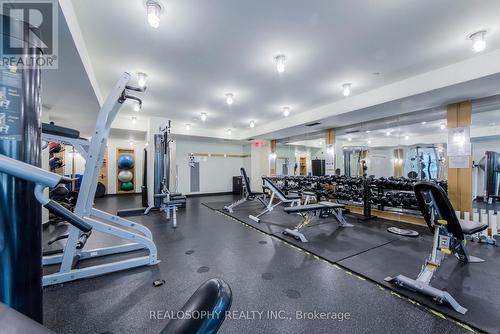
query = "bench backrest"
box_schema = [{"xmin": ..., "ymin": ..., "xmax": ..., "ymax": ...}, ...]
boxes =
[
  {"xmin": 240, "ymin": 168, "xmax": 252, "ymax": 196},
  {"xmin": 414, "ymin": 181, "xmax": 464, "ymax": 240},
  {"xmin": 262, "ymin": 177, "xmax": 288, "ymax": 201}
]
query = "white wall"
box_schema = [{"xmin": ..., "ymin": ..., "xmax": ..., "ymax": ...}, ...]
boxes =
[
  {"xmin": 366, "ymin": 147, "xmax": 393, "ymax": 178},
  {"xmin": 175, "ymin": 138, "xmax": 248, "ymax": 194}
]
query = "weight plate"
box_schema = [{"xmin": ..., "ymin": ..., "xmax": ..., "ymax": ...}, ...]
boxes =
[{"xmin": 387, "ymin": 227, "xmax": 419, "ymax": 237}]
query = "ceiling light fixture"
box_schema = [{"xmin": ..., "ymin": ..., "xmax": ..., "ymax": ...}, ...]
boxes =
[
  {"xmin": 404, "ymin": 135, "xmax": 409, "ymax": 140},
  {"xmin": 275, "ymin": 54, "xmax": 287, "ymax": 73},
  {"xmin": 469, "ymin": 30, "xmax": 487, "ymax": 53},
  {"xmin": 185, "ymin": 123, "xmax": 191, "ymax": 130},
  {"xmin": 386, "ymin": 131, "xmax": 391, "ymax": 136},
  {"xmin": 131, "ymin": 116, "xmax": 137, "ymax": 124},
  {"xmin": 200, "ymin": 112, "xmax": 207, "ymax": 121},
  {"xmin": 367, "ymin": 140, "xmax": 372, "ymax": 144},
  {"xmin": 134, "ymin": 101, "xmax": 141, "ymax": 112},
  {"xmin": 283, "ymin": 106, "xmax": 290, "ymax": 117},
  {"xmin": 146, "ymin": 0, "xmax": 162, "ymax": 28},
  {"xmin": 227, "ymin": 129, "xmax": 232, "ymax": 135},
  {"xmin": 365, "ymin": 130, "xmax": 371, "ymax": 133},
  {"xmin": 249, "ymin": 120, "xmax": 255, "ymax": 128},
  {"xmin": 225, "ymin": 93, "xmax": 234, "ymax": 105},
  {"xmin": 347, "ymin": 137, "xmax": 352, "ymax": 142},
  {"xmin": 137, "ymin": 72, "xmax": 148, "ymax": 88},
  {"xmin": 129, "ymin": 141, "xmax": 134, "ymax": 147},
  {"xmin": 421, "ymin": 121, "xmax": 427, "ymax": 125},
  {"xmin": 440, "ymin": 123, "xmax": 446, "ymax": 130},
  {"xmin": 342, "ymin": 83, "xmax": 352, "ymax": 97}
]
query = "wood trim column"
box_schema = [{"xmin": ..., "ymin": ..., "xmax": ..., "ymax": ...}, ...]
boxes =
[
  {"xmin": 393, "ymin": 148, "xmax": 404, "ymax": 177},
  {"xmin": 447, "ymin": 101, "xmax": 472, "ymax": 214},
  {"xmin": 270, "ymin": 139, "xmax": 277, "ymax": 176},
  {"xmin": 325, "ymin": 129, "xmax": 335, "ymax": 175}
]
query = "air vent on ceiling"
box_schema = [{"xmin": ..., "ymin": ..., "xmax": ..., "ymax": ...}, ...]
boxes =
[
  {"xmin": 304, "ymin": 122, "xmax": 321, "ymax": 127},
  {"xmin": 345, "ymin": 130, "xmax": 361, "ymax": 134},
  {"xmin": 247, "ymin": 138, "xmax": 254, "ymax": 141}
]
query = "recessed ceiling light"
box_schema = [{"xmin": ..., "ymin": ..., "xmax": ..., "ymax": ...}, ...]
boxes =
[
  {"xmin": 146, "ymin": 0, "xmax": 162, "ymax": 28},
  {"xmin": 386, "ymin": 131, "xmax": 391, "ymax": 136},
  {"xmin": 225, "ymin": 93, "xmax": 234, "ymax": 105},
  {"xmin": 318, "ymin": 141, "xmax": 323, "ymax": 146},
  {"xmin": 129, "ymin": 141, "xmax": 134, "ymax": 147},
  {"xmin": 421, "ymin": 121, "xmax": 427, "ymax": 125},
  {"xmin": 131, "ymin": 116, "xmax": 137, "ymax": 124},
  {"xmin": 347, "ymin": 137, "xmax": 352, "ymax": 142},
  {"xmin": 469, "ymin": 30, "xmax": 487, "ymax": 53},
  {"xmin": 367, "ymin": 140, "xmax": 372, "ymax": 144},
  {"xmin": 137, "ymin": 72, "xmax": 148, "ymax": 88},
  {"xmin": 227, "ymin": 129, "xmax": 232, "ymax": 135},
  {"xmin": 283, "ymin": 106, "xmax": 291, "ymax": 117},
  {"xmin": 134, "ymin": 101, "xmax": 141, "ymax": 112},
  {"xmin": 440, "ymin": 123, "xmax": 446, "ymax": 130},
  {"xmin": 365, "ymin": 130, "xmax": 371, "ymax": 133},
  {"xmin": 404, "ymin": 135, "xmax": 409, "ymax": 140},
  {"xmin": 342, "ymin": 83, "xmax": 352, "ymax": 97},
  {"xmin": 200, "ymin": 112, "xmax": 207, "ymax": 121},
  {"xmin": 275, "ymin": 54, "xmax": 287, "ymax": 73},
  {"xmin": 185, "ymin": 123, "xmax": 191, "ymax": 130},
  {"xmin": 249, "ymin": 120, "xmax": 255, "ymax": 128}
]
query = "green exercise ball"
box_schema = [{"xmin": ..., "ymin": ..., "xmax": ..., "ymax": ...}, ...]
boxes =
[{"xmin": 121, "ymin": 181, "xmax": 134, "ymax": 191}]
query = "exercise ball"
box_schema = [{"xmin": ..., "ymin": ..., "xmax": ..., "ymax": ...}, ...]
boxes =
[
  {"xmin": 118, "ymin": 170, "xmax": 133, "ymax": 182},
  {"xmin": 121, "ymin": 181, "xmax": 134, "ymax": 191},
  {"xmin": 117, "ymin": 154, "xmax": 135, "ymax": 169}
]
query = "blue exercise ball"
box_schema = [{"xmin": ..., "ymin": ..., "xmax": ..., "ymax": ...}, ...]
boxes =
[{"xmin": 117, "ymin": 154, "xmax": 134, "ymax": 169}]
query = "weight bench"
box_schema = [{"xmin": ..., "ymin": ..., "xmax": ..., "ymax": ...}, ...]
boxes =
[
  {"xmin": 385, "ymin": 181, "xmax": 488, "ymax": 314},
  {"xmin": 224, "ymin": 168, "xmax": 266, "ymax": 213},
  {"xmin": 249, "ymin": 177, "xmax": 301, "ymax": 223},
  {"xmin": 283, "ymin": 201, "xmax": 352, "ymax": 242}
]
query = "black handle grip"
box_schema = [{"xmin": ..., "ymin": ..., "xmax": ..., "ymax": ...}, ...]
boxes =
[{"xmin": 44, "ymin": 200, "xmax": 92, "ymax": 232}]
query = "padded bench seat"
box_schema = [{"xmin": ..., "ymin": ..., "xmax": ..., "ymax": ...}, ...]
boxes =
[
  {"xmin": 284, "ymin": 202, "xmax": 345, "ymax": 214},
  {"xmin": 459, "ymin": 219, "xmax": 488, "ymax": 235},
  {"xmin": 42, "ymin": 122, "xmax": 80, "ymax": 139}
]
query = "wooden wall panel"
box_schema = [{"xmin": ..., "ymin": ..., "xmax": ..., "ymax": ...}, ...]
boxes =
[{"xmin": 447, "ymin": 101, "xmax": 472, "ymax": 215}]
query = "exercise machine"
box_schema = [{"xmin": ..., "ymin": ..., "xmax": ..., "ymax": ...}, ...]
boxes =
[
  {"xmin": 144, "ymin": 121, "xmax": 186, "ymax": 227},
  {"xmin": 283, "ymin": 201, "xmax": 351, "ymax": 242},
  {"xmin": 40, "ymin": 73, "xmax": 159, "ymax": 286},
  {"xmin": 385, "ymin": 181, "xmax": 488, "ymax": 314},
  {"xmin": 249, "ymin": 177, "xmax": 301, "ymax": 223},
  {"xmin": 224, "ymin": 167, "xmax": 266, "ymax": 213}
]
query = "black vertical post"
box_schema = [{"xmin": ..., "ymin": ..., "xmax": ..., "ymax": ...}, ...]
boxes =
[
  {"xmin": 0, "ymin": 15, "xmax": 43, "ymax": 322},
  {"xmin": 359, "ymin": 160, "xmax": 377, "ymax": 222}
]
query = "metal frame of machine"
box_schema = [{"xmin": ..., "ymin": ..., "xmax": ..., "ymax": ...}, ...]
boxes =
[{"xmin": 40, "ymin": 73, "xmax": 159, "ymax": 286}]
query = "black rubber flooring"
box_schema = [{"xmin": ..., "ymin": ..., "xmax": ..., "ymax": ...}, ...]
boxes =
[
  {"xmin": 43, "ymin": 194, "xmax": 471, "ymax": 334},
  {"xmin": 204, "ymin": 198, "xmax": 500, "ymax": 333}
]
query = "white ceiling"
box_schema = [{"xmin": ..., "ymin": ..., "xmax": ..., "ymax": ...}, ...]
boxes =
[
  {"xmin": 66, "ymin": 0, "xmax": 500, "ymax": 138},
  {"xmin": 42, "ymin": 6, "xmax": 100, "ymax": 136}
]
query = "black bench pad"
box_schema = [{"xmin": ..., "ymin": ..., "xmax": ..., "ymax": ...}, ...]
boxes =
[
  {"xmin": 284, "ymin": 202, "xmax": 344, "ymax": 214},
  {"xmin": 42, "ymin": 123, "xmax": 80, "ymax": 139},
  {"xmin": 459, "ymin": 220, "xmax": 488, "ymax": 235}
]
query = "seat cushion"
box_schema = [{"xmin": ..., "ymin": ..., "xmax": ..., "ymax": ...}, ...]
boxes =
[{"xmin": 459, "ymin": 219, "xmax": 488, "ymax": 235}]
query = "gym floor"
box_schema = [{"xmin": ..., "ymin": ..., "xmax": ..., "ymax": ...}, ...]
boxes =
[{"xmin": 44, "ymin": 194, "xmax": 470, "ymax": 334}]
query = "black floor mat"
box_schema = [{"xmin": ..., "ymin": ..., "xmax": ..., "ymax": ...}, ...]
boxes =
[{"xmin": 204, "ymin": 199, "xmax": 500, "ymax": 333}]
